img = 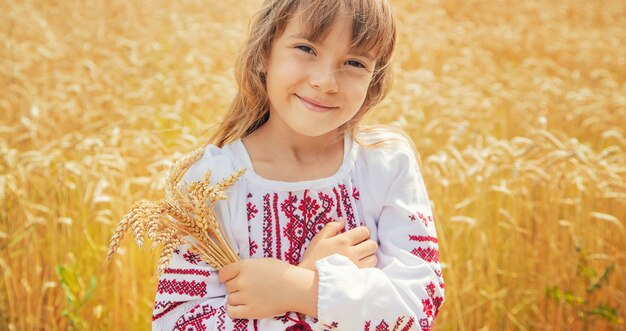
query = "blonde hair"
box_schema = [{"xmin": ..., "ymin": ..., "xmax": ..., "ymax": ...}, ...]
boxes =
[{"xmin": 208, "ymin": 0, "xmax": 415, "ymax": 156}]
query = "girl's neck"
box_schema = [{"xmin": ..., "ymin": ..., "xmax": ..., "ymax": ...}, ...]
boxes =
[{"xmin": 243, "ymin": 123, "xmax": 344, "ymax": 167}]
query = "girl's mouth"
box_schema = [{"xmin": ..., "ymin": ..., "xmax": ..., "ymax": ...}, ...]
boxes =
[{"xmin": 296, "ymin": 94, "xmax": 338, "ymax": 112}]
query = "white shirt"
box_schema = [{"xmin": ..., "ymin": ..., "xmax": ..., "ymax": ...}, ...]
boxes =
[{"xmin": 152, "ymin": 130, "xmax": 445, "ymax": 330}]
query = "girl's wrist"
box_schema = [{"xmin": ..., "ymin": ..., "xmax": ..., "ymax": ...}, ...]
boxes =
[{"xmin": 286, "ymin": 265, "xmax": 319, "ymax": 318}]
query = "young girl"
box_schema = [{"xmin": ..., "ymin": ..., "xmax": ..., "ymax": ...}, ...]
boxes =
[{"xmin": 152, "ymin": 0, "xmax": 444, "ymax": 330}]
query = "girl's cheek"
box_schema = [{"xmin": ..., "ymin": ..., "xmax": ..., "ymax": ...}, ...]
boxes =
[{"xmin": 339, "ymin": 73, "xmax": 372, "ymax": 91}]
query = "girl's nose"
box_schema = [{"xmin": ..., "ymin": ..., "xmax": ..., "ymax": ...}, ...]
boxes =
[{"xmin": 309, "ymin": 67, "xmax": 339, "ymax": 93}]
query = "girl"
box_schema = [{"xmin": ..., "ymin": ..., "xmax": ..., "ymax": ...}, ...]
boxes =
[{"xmin": 153, "ymin": 0, "xmax": 445, "ymax": 330}]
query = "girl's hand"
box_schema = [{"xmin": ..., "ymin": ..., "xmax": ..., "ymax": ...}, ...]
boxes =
[
  {"xmin": 218, "ymin": 258, "xmax": 318, "ymax": 319},
  {"xmin": 298, "ymin": 218, "xmax": 378, "ymax": 271}
]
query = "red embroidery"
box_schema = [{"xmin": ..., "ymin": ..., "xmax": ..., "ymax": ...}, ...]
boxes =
[
  {"xmin": 282, "ymin": 313, "xmax": 313, "ymax": 330},
  {"xmin": 410, "ymin": 247, "xmax": 440, "ymax": 263},
  {"xmin": 433, "ymin": 296, "xmax": 443, "ymax": 317},
  {"xmin": 184, "ymin": 250, "xmax": 202, "ymax": 265},
  {"xmin": 154, "ymin": 300, "xmax": 173, "ymax": 310},
  {"xmin": 419, "ymin": 318, "xmax": 432, "ymax": 331},
  {"xmin": 375, "ymin": 320, "xmax": 389, "ymax": 331},
  {"xmin": 247, "ymin": 199, "xmax": 260, "ymax": 256},
  {"xmin": 249, "ymin": 238, "xmax": 258, "ymax": 255},
  {"xmin": 425, "ymin": 282, "xmax": 443, "ymax": 317},
  {"xmin": 283, "ymin": 192, "xmax": 305, "ymax": 265},
  {"xmin": 324, "ymin": 321, "xmax": 338, "ymax": 330},
  {"xmin": 408, "ymin": 235, "xmax": 438, "ymax": 243},
  {"xmin": 285, "ymin": 320, "xmax": 312, "ymax": 331},
  {"xmin": 247, "ymin": 201, "xmax": 259, "ymax": 221},
  {"xmin": 425, "ymin": 282, "xmax": 436, "ymax": 297},
  {"xmin": 299, "ymin": 190, "xmax": 320, "ymax": 222},
  {"xmin": 332, "ymin": 187, "xmax": 343, "ymax": 219},
  {"xmin": 418, "ymin": 212, "xmax": 432, "ymax": 227},
  {"xmin": 217, "ymin": 305, "xmax": 225, "ymax": 331},
  {"xmin": 158, "ymin": 279, "xmax": 207, "ymax": 297},
  {"xmin": 409, "ymin": 212, "xmax": 433, "ymax": 228},
  {"xmin": 262, "ymin": 193, "xmax": 274, "ymax": 257},
  {"xmin": 338, "ymin": 184, "xmax": 357, "ymax": 229},
  {"xmin": 247, "ymin": 183, "xmax": 359, "ymax": 265},
  {"xmin": 164, "ymin": 268, "xmax": 210, "ymax": 277},
  {"xmin": 393, "ymin": 316, "xmax": 406, "ymax": 330},
  {"xmin": 233, "ymin": 318, "xmax": 249, "ymax": 331},
  {"xmin": 273, "ymin": 193, "xmax": 282, "ymax": 260},
  {"xmin": 401, "ymin": 317, "xmax": 415, "ymax": 331},
  {"xmin": 352, "ymin": 187, "xmax": 360, "ymax": 200},
  {"xmin": 364, "ymin": 317, "xmax": 414, "ymax": 331},
  {"xmin": 152, "ymin": 301, "xmax": 183, "ymax": 320},
  {"xmin": 303, "ymin": 192, "xmax": 334, "ymax": 243},
  {"xmin": 422, "ymin": 298, "xmax": 434, "ymax": 318},
  {"xmin": 174, "ymin": 304, "xmax": 216, "ymax": 331}
]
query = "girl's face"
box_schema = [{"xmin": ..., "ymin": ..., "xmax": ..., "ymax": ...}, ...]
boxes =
[{"xmin": 263, "ymin": 10, "xmax": 376, "ymax": 138}]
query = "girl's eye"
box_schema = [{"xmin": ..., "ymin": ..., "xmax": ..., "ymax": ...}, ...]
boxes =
[
  {"xmin": 346, "ymin": 60, "xmax": 367, "ymax": 69},
  {"xmin": 296, "ymin": 45, "xmax": 316, "ymax": 55}
]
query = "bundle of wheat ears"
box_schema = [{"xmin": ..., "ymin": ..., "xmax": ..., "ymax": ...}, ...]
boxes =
[{"xmin": 106, "ymin": 148, "xmax": 245, "ymax": 274}]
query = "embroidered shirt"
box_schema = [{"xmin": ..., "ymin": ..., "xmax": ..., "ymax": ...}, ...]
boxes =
[{"xmin": 152, "ymin": 131, "xmax": 445, "ymax": 331}]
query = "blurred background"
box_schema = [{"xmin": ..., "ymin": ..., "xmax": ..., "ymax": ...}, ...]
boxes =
[{"xmin": 1, "ymin": 0, "xmax": 625, "ymax": 329}]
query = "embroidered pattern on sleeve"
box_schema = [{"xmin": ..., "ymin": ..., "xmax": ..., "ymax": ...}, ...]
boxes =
[
  {"xmin": 183, "ymin": 250, "xmax": 202, "ymax": 265},
  {"xmin": 153, "ymin": 301, "xmax": 184, "ymax": 321},
  {"xmin": 408, "ymin": 212, "xmax": 433, "ymax": 228},
  {"xmin": 158, "ymin": 279, "xmax": 207, "ymax": 297},
  {"xmin": 411, "ymin": 247, "xmax": 440, "ymax": 263},
  {"xmin": 174, "ymin": 304, "xmax": 217, "ymax": 331},
  {"xmin": 163, "ymin": 268, "xmax": 211, "ymax": 277},
  {"xmin": 362, "ymin": 316, "xmax": 416, "ymax": 331}
]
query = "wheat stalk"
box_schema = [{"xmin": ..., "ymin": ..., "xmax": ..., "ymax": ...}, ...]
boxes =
[{"xmin": 106, "ymin": 148, "xmax": 245, "ymax": 274}]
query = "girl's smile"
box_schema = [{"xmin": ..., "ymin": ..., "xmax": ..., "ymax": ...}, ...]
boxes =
[{"xmin": 295, "ymin": 94, "xmax": 339, "ymax": 113}]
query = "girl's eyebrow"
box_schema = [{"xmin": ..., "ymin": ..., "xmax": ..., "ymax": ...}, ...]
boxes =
[
  {"xmin": 288, "ymin": 33, "xmax": 308, "ymax": 39},
  {"xmin": 288, "ymin": 33, "xmax": 375, "ymax": 62}
]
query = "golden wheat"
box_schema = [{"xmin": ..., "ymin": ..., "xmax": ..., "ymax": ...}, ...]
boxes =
[{"xmin": 106, "ymin": 149, "xmax": 245, "ymax": 274}]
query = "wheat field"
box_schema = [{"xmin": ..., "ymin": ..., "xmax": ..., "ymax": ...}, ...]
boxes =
[{"xmin": 1, "ymin": 0, "xmax": 625, "ymax": 330}]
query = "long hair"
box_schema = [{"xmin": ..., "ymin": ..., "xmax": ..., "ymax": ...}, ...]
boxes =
[{"xmin": 208, "ymin": 0, "xmax": 411, "ymax": 154}]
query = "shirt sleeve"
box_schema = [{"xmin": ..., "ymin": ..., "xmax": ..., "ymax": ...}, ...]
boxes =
[
  {"xmin": 315, "ymin": 141, "xmax": 445, "ymax": 331},
  {"xmin": 152, "ymin": 245, "xmax": 309, "ymax": 330},
  {"xmin": 152, "ymin": 144, "xmax": 300, "ymax": 330}
]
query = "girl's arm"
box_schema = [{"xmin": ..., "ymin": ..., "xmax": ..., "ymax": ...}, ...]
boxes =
[
  {"xmin": 310, "ymin": 144, "xmax": 445, "ymax": 330},
  {"xmin": 152, "ymin": 246, "xmax": 315, "ymax": 330}
]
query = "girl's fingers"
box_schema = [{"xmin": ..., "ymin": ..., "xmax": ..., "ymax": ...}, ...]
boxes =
[
  {"xmin": 358, "ymin": 254, "xmax": 378, "ymax": 268},
  {"xmin": 226, "ymin": 303, "xmax": 246, "ymax": 319},
  {"xmin": 339, "ymin": 226, "xmax": 371, "ymax": 245},
  {"xmin": 224, "ymin": 276, "xmax": 240, "ymax": 293},
  {"xmin": 318, "ymin": 218, "xmax": 345, "ymax": 239},
  {"xmin": 354, "ymin": 239, "xmax": 378, "ymax": 258},
  {"xmin": 218, "ymin": 262, "xmax": 241, "ymax": 283},
  {"xmin": 227, "ymin": 290, "xmax": 244, "ymax": 306}
]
